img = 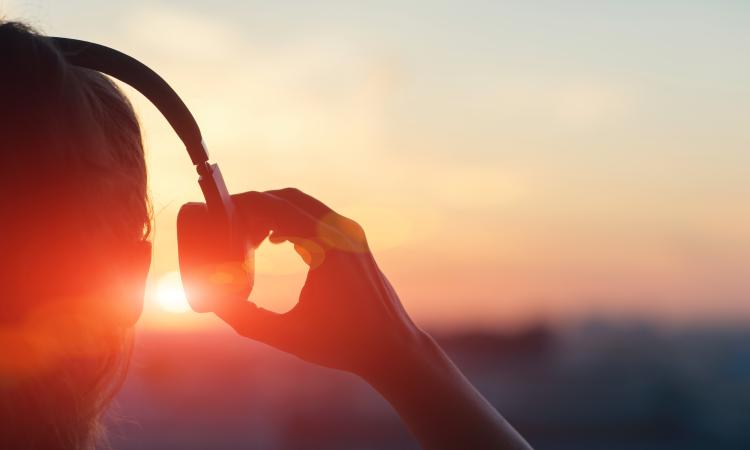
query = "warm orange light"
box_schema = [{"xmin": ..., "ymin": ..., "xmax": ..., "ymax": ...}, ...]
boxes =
[{"xmin": 154, "ymin": 271, "xmax": 190, "ymax": 314}]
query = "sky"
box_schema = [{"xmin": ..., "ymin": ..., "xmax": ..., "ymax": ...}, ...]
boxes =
[{"xmin": 3, "ymin": 0, "xmax": 749, "ymax": 330}]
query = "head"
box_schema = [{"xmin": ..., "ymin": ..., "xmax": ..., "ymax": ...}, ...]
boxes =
[{"xmin": 0, "ymin": 21, "xmax": 151, "ymax": 449}]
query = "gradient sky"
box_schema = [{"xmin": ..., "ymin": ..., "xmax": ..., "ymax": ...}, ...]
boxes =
[{"xmin": 4, "ymin": 0, "xmax": 749, "ymax": 329}]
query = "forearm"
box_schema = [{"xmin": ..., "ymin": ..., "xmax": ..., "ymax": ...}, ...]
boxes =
[{"xmin": 363, "ymin": 332, "xmax": 533, "ymax": 450}]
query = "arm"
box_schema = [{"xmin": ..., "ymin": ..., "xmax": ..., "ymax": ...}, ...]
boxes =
[
  {"xmin": 185, "ymin": 188, "xmax": 532, "ymax": 450},
  {"xmin": 366, "ymin": 331, "xmax": 531, "ymax": 450}
]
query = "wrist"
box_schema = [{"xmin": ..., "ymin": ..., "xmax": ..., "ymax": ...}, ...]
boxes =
[{"xmin": 360, "ymin": 329, "xmax": 451, "ymax": 394}]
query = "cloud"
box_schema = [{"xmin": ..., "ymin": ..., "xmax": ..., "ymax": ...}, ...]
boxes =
[
  {"xmin": 123, "ymin": 4, "xmax": 247, "ymax": 61},
  {"xmin": 494, "ymin": 79, "xmax": 634, "ymax": 130},
  {"xmin": 555, "ymin": 84, "xmax": 633, "ymax": 127},
  {"xmin": 119, "ymin": 3, "xmax": 401, "ymax": 158}
]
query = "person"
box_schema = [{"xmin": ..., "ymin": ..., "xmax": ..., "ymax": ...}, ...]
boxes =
[{"xmin": 0, "ymin": 21, "xmax": 532, "ymax": 450}]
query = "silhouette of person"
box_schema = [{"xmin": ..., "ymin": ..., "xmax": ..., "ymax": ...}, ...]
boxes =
[{"xmin": 0, "ymin": 20, "xmax": 532, "ymax": 450}]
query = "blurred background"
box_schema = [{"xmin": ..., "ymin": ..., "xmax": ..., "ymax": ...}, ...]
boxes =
[{"xmin": 3, "ymin": 0, "xmax": 749, "ymax": 448}]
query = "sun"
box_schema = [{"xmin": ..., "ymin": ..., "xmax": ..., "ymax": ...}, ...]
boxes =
[{"xmin": 154, "ymin": 271, "xmax": 191, "ymax": 314}]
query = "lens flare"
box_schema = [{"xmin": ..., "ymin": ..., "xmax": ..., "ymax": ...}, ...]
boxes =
[{"xmin": 154, "ymin": 271, "xmax": 190, "ymax": 314}]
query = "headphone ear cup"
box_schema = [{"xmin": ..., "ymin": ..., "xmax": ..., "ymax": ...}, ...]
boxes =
[{"xmin": 177, "ymin": 202, "xmax": 252, "ymax": 313}]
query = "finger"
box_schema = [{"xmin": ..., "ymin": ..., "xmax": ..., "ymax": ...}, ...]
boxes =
[
  {"xmin": 266, "ymin": 231, "xmax": 326, "ymax": 268},
  {"xmin": 265, "ymin": 188, "xmax": 366, "ymax": 251},
  {"xmin": 239, "ymin": 212, "xmax": 270, "ymax": 249},
  {"xmin": 266, "ymin": 187, "xmax": 334, "ymax": 220},
  {"xmin": 214, "ymin": 300, "xmax": 288, "ymax": 348},
  {"xmin": 232, "ymin": 191, "xmax": 320, "ymax": 241},
  {"xmin": 179, "ymin": 199, "xmax": 270, "ymax": 248},
  {"xmin": 292, "ymin": 238, "xmax": 326, "ymax": 269},
  {"xmin": 268, "ymin": 230, "xmax": 288, "ymax": 244}
]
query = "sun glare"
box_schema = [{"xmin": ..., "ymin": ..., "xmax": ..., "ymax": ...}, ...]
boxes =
[{"xmin": 154, "ymin": 271, "xmax": 191, "ymax": 314}]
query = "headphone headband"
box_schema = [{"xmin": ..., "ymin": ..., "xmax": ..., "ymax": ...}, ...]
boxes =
[
  {"xmin": 50, "ymin": 37, "xmax": 209, "ymax": 166},
  {"xmin": 50, "ymin": 37, "xmax": 239, "ymax": 219}
]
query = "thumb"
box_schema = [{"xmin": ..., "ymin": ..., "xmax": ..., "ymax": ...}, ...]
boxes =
[{"xmin": 213, "ymin": 300, "xmax": 288, "ymax": 348}]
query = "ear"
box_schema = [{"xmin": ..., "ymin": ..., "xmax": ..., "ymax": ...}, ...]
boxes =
[{"xmin": 113, "ymin": 240, "xmax": 152, "ymax": 326}]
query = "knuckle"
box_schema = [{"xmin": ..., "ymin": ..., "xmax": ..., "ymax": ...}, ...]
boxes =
[
  {"xmin": 233, "ymin": 190, "xmax": 263, "ymax": 202},
  {"xmin": 280, "ymin": 187, "xmax": 302, "ymax": 195}
]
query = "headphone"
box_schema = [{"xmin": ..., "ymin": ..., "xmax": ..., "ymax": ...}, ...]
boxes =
[{"xmin": 51, "ymin": 37, "xmax": 254, "ymax": 315}]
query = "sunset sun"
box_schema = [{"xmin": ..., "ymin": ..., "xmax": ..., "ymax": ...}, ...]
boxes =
[{"xmin": 154, "ymin": 271, "xmax": 190, "ymax": 314}]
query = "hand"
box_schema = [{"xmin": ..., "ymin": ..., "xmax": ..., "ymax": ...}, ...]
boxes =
[
  {"xmin": 182, "ymin": 188, "xmax": 533, "ymax": 450},
  {"xmin": 211, "ymin": 188, "xmax": 427, "ymax": 379}
]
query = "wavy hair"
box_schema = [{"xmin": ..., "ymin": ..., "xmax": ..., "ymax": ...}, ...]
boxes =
[{"xmin": 0, "ymin": 21, "xmax": 150, "ymax": 449}]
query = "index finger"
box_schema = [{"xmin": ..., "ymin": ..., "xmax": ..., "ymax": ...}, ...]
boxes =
[
  {"xmin": 232, "ymin": 191, "xmax": 327, "ymax": 243},
  {"xmin": 265, "ymin": 187, "xmax": 334, "ymax": 220}
]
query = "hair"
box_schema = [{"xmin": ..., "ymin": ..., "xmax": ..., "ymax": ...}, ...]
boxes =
[{"xmin": 0, "ymin": 21, "xmax": 150, "ymax": 449}]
